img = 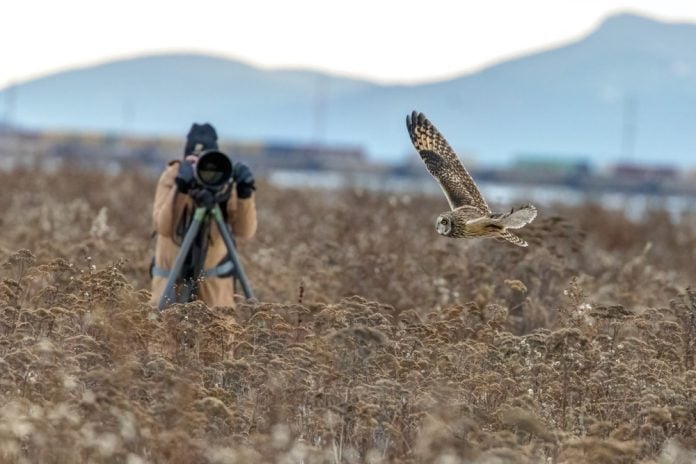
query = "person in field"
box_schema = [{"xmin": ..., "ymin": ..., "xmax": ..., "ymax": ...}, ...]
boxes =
[{"xmin": 150, "ymin": 123, "xmax": 257, "ymax": 307}]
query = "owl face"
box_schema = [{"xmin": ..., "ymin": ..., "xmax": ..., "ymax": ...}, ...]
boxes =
[{"xmin": 435, "ymin": 214, "xmax": 453, "ymax": 236}]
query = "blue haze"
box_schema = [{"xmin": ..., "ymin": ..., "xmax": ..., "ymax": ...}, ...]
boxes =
[{"xmin": 2, "ymin": 13, "xmax": 696, "ymax": 167}]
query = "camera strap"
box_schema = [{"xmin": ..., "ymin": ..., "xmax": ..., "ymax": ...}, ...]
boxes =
[
  {"xmin": 175, "ymin": 204, "xmax": 194, "ymax": 246},
  {"xmin": 189, "ymin": 218, "xmax": 210, "ymax": 283}
]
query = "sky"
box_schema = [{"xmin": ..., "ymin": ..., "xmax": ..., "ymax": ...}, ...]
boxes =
[{"xmin": 2, "ymin": 0, "xmax": 696, "ymax": 89}]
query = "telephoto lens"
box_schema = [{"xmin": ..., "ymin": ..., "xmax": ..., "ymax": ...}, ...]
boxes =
[{"xmin": 194, "ymin": 150, "xmax": 233, "ymax": 189}]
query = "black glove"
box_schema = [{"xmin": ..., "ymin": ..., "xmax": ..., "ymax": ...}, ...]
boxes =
[
  {"xmin": 175, "ymin": 160, "xmax": 195, "ymax": 193},
  {"xmin": 189, "ymin": 188, "xmax": 215, "ymax": 208},
  {"xmin": 190, "ymin": 185, "xmax": 231, "ymax": 209},
  {"xmin": 232, "ymin": 162, "xmax": 255, "ymax": 199}
]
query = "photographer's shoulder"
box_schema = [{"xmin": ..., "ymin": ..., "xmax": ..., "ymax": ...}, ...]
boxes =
[
  {"xmin": 154, "ymin": 160, "xmax": 182, "ymax": 189},
  {"xmin": 164, "ymin": 159, "xmax": 182, "ymax": 175}
]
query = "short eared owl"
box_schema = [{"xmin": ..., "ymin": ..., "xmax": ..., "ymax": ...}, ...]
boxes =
[{"xmin": 406, "ymin": 111, "xmax": 537, "ymax": 247}]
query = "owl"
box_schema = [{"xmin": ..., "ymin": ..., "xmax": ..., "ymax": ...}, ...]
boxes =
[{"xmin": 406, "ymin": 111, "xmax": 537, "ymax": 247}]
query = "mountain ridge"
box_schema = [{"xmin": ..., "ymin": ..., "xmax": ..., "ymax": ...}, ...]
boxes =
[{"xmin": 2, "ymin": 12, "xmax": 695, "ymax": 166}]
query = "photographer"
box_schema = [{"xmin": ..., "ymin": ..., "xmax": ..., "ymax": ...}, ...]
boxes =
[{"xmin": 150, "ymin": 123, "xmax": 257, "ymax": 307}]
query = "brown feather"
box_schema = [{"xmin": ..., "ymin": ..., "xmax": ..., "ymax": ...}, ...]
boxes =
[{"xmin": 406, "ymin": 111, "xmax": 490, "ymax": 213}]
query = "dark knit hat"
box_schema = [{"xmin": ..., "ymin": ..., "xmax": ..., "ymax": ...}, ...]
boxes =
[{"xmin": 184, "ymin": 123, "xmax": 219, "ymax": 155}]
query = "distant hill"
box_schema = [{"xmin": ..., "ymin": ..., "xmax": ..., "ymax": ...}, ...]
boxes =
[{"xmin": 2, "ymin": 12, "xmax": 696, "ymax": 166}]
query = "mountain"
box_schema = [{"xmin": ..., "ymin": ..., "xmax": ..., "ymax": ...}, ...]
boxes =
[
  {"xmin": 0, "ymin": 54, "xmax": 378, "ymax": 144},
  {"xmin": 2, "ymin": 12, "xmax": 696, "ymax": 166}
]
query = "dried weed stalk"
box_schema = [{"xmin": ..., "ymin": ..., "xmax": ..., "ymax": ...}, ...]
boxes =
[{"xmin": 0, "ymin": 168, "xmax": 694, "ymax": 463}]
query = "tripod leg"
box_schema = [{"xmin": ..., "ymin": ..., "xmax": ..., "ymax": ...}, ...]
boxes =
[
  {"xmin": 211, "ymin": 205, "xmax": 256, "ymax": 300},
  {"xmin": 158, "ymin": 207, "xmax": 207, "ymax": 311}
]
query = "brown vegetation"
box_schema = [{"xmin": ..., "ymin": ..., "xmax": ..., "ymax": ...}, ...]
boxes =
[{"xmin": 0, "ymin": 167, "xmax": 695, "ymax": 463}]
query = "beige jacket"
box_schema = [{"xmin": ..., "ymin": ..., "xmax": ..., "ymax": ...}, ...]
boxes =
[{"xmin": 150, "ymin": 161, "xmax": 257, "ymax": 307}]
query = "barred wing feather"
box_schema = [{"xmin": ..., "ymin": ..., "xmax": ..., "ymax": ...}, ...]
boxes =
[{"xmin": 406, "ymin": 111, "xmax": 490, "ymax": 213}]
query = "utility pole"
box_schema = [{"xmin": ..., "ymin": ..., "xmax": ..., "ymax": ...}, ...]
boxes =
[
  {"xmin": 121, "ymin": 99, "xmax": 135, "ymax": 135},
  {"xmin": 312, "ymin": 75, "xmax": 328, "ymax": 146},
  {"xmin": 620, "ymin": 95, "xmax": 638, "ymax": 161},
  {"xmin": 2, "ymin": 81, "xmax": 17, "ymax": 130}
]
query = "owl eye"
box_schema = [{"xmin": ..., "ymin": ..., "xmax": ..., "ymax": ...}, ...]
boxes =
[{"xmin": 440, "ymin": 218, "xmax": 448, "ymax": 224}]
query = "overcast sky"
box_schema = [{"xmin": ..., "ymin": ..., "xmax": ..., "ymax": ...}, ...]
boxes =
[{"xmin": 2, "ymin": 0, "xmax": 696, "ymax": 88}]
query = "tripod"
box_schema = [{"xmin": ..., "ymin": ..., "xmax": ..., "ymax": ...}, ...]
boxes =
[{"xmin": 157, "ymin": 203, "xmax": 255, "ymax": 311}]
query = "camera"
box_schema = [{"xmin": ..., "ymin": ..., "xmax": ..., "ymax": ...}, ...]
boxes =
[
  {"xmin": 178, "ymin": 150, "xmax": 233, "ymax": 192},
  {"xmin": 194, "ymin": 150, "xmax": 233, "ymax": 189}
]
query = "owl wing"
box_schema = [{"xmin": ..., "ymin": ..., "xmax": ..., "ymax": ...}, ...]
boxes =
[
  {"xmin": 453, "ymin": 205, "xmax": 487, "ymax": 221},
  {"xmin": 406, "ymin": 111, "xmax": 490, "ymax": 213}
]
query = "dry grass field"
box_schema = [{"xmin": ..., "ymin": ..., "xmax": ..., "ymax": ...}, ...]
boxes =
[{"xmin": 1, "ymin": 166, "xmax": 695, "ymax": 463}]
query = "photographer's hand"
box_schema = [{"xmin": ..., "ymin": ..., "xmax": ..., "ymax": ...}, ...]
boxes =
[
  {"xmin": 233, "ymin": 162, "xmax": 255, "ymax": 199},
  {"xmin": 189, "ymin": 188, "xmax": 216, "ymax": 208},
  {"xmin": 175, "ymin": 157, "xmax": 197, "ymax": 193},
  {"xmin": 189, "ymin": 184, "xmax": 232, "ymax": 209}
]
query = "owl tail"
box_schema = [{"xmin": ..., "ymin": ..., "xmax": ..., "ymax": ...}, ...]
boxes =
[
  {"xmin": 492, "ymin": 204, "xmax": 537, "ymax": 229},
  {"xmin": 497, "ymin": 231, "xmax": 529, "ymax": 247}
]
